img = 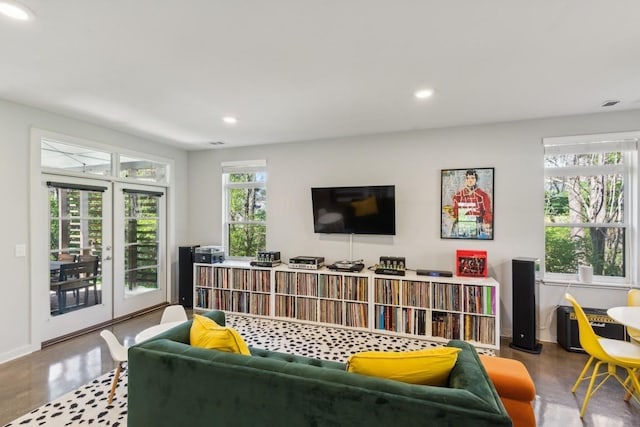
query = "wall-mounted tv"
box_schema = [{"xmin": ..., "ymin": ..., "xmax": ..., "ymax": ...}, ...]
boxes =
[{"xmin": 311, "ymin": 185, "xmax": 396, "ymax": 235}]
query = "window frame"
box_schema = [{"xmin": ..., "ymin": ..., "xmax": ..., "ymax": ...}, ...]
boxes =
[
  {"xmin": 221, "ymin": 160, "xmax": 267, "ymax": 259},
  {"xmin": 542, "ymin": 132, "xmax": 639, "ymax": 286},
  {"xmin": 38, "ymin": 130, "xmax": 171, "ymax": 186}
]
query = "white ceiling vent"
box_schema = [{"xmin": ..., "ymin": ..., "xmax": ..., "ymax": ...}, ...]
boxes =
[{"xmin": 601, "ymin": 100, "xmax": 620, "ymax": 107}]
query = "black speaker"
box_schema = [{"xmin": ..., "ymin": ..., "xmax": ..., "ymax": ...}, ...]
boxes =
[
  {"xmin": 510, "ymin": 257, "xmax": 543, "ymax": 354},
  {"xmin": 178, "ymin": 245, "xmax": 199, "ymax": 308}
]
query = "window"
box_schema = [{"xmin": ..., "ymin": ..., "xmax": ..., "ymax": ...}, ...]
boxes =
[
  {"xmin": 222, "ymin": 160, "xmax": 267, "ymax": 258},
  {"xmin": 543, "ymin": 133, "xmax": 638, "ymax": 284},
  {"xmin": 119, "ymin": 155, "xmax": 168, "ymax": 184},
  {"xmin": 40, "ymin": 135, "xmax": 170, "ymax": 185},
  {"xmin": 41, "ymin": 138, "xmax": 112, "ymax": 176}
]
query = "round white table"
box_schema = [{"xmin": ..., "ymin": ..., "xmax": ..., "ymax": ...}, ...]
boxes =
[
  {"xmin": 134, "ymin": 321, "xmax": 184, "ymax": 343},
  {"xmin": 607, "ymin": 306, "xmax": 640, "ymax": 331}
]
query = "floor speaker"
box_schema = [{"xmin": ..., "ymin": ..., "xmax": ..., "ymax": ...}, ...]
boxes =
[
  {"xmin": 510, "ymin": 257, "xmax": 542, "ymax": 354},
  {"xmin": 178, "ymin": 245, "xmax": 199, "ymax": 308}
]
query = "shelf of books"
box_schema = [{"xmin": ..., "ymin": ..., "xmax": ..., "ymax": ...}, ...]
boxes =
[{"xmin": 194, "ymin": 262, "xmax": 499, "ymax": 349}]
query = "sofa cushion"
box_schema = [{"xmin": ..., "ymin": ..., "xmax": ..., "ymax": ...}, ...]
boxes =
[
  {"xmin": 346, "ymin": 347, "xmax": 461, "ymax": 386},
  {"xmin": 190, "ymin": 314, "xmax": 251, "ymax": 355}
]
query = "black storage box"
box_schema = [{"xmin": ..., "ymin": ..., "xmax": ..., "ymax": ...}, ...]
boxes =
[{"xmin": 556, "ymin": 305, "xmax": 627, "ymax": 353}]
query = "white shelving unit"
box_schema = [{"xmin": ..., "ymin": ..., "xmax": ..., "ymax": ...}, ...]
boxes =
[
  {"xmin": 194, "ymin": 261, "xmax": 272, "ymax": 317},
  {"xmin": 194, "ymin": 262, "xmax": 500, "ymax": 349}
]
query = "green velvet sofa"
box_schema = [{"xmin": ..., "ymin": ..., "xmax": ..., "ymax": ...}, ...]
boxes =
[{"xmin": 128, "ymin": 310, "xmax": 511, "ymax": 427}]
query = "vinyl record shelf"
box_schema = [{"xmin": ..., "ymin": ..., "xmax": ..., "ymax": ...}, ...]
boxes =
[{"xmin": 194, "ymin": 261, "xmax": 500, "ymax": 349}]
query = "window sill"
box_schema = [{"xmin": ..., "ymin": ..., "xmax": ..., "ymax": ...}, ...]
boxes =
[{"xmin": 540, "ymin": 278, "xmax": 630, "ymax": 290}]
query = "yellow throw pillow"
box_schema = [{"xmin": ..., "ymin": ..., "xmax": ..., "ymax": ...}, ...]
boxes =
[
  {"xmin": 190, "ymin": 314, "xmax": 251, "ymax": 355},
  {"xmin": 346, "ymin": 347, "xmax": 461, "ymax": 386}
]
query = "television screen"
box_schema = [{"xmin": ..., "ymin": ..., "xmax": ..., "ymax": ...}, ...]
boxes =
[{"xmin": 311, "ymin": 185, "xmax": 396, "ymax": 235}]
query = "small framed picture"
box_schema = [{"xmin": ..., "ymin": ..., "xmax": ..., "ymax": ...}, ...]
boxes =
[{"xmin": 441, "ymin": 168, "xmax": 494, "ymax": 240}]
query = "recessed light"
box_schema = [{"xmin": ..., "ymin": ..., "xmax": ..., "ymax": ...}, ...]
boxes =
[
  {"xmin": 414, "ymin": 89, "xmax": 434, "ymax": 99},
  {"xmin": 209, "ymin": 141, "xmax": 225, "ymax": 146},
  {"xmin": 222, "ymin": 116, "xmax": 237, "ymax": 124},
  {"xmin": 0, "ymin": 1, "xmax": 35, "ymax": 21}
]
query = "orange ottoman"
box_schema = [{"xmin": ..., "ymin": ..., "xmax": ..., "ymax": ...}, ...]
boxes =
[{"xmin": 479, "ymin": 355, "xmax": 536, "ymax": 427}]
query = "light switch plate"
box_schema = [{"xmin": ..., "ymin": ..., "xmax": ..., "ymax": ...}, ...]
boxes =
[{"xmin": 15, "ymin": 244, "xmax": 26, "ymax": 257}]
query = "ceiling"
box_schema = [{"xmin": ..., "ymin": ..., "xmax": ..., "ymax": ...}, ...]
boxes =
[{"xmin": 1, "ymin": 1, "xmax": 640, "ymax": 151}]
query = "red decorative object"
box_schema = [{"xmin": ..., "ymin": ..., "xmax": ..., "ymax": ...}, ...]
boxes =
[{"xmin": 456, "ymin": 250, "xmax": 488, "ymax": 277}]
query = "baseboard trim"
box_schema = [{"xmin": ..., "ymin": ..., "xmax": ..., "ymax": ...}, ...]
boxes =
[
  {"xmin": 0, "ymin": 343, "xmax": 40, "ymax": 365},
  {"xmin": 42, "ymin": 303, "xmax": 169, "ymax": 348}
]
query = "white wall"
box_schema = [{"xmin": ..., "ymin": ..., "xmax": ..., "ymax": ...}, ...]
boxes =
[
  {"xmin": 188, "ymin": 109, "xmax": 640, "ymax": 343},
  {"xmin": 0, "ymin": 98, "xmax": 189, "ymax": 363}
]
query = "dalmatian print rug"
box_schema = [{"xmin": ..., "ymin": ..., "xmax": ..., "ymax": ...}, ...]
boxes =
[
  {"xmin": 227, "ymin": 314, "xmax": 496, "ymax": 361},
  {"xmin": 4, "ymin": 314, "xmax": 493, "ymax": 426},
  {"xmin": 3, "ymin": 368, "xmax": 128, "ymax": 426}
]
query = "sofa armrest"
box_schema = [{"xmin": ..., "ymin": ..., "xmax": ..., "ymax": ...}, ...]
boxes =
[{"xmin": 447, "ymin": 340, "xmax": 506, "ymax": 416}]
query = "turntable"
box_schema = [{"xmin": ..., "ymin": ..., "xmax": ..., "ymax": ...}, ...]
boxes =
[{"xmin": 327, "ymin": 260, "xmax": 365, "ymax": 272}]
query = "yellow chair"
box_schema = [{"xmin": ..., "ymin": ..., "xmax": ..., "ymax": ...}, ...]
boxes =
[
  {"xmin": 626, "ymin": 289, "xmax": 640, "ymax": 344},
  {"xmin": 565, "ymin": 293, "xmax": 640, "ymax": 417}
]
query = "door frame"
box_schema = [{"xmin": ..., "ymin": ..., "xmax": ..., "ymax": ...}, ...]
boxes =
[{"xmin": 29, "ymin": 128, "xmax": 175, "ymax": 350}]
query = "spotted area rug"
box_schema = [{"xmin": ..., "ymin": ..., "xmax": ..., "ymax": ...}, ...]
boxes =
[
  {"xmin": 227, "ymin": 314, "xmax": 496, "ymax": 360},
  {"xmin": 3, "ymin": 369, "xmax": 128, "ymax": 426},
  {"xmin": 4, "ymin": 314, "xmax": 494, "ymax": 426}
]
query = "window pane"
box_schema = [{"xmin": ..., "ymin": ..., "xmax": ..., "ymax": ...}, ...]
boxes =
[
  {"xmin": 49, "ymin": 185, "xmax": 104, "ymax": 316},
  {"xmin": 125, "ymin": 267, "xmax": 158, "ymax": 293},
  {"xmin": 229, "ymin": 172, "xmax": 266, "ymax": 183},
  {"xmin": 124, "ymin": 192, "xmax": 161, "ymax": 295},
  {"xmin": 120, "ymin": 155, "xmax": 168, "ymax": 183},
  {"xmin": 545, "ymin": 152, "xmax": 623, "ymax": 168},
  {"xmin": 545, "ymin": 226, "xmax": 625, "ymax": 277},
  {"xmin": 49, "ymin": 188, "xmax": 103, "ymax": 256},
  {"xmin": 228, "ymin": 224, "xmax": 266, "ymax": 257},
  {"xmin": 41, "ymin": 139, "xmax": 111, "ymax": 176},
  {"xmin": 544, "ymin": 173, "xmax": 624, "ymax": 224},
  {"xmin": 125, "ymin": 243, "xmax": 159, "ymax": 269},
  {"xmin": 229, "ymin": 188, "xmax": 266, "ymax": 221}
]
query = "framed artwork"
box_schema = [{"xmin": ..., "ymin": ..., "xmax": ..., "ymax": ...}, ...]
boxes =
[{"xmin": 441, "ymin": 167, "xmax": 494, "ymax": 240}]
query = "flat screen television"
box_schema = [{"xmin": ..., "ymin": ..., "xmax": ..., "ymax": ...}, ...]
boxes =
[{"xmin": 311, "ymin": 185, "xmax": 396, "ymax": 235}]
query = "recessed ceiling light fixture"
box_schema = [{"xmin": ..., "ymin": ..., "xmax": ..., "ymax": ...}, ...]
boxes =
[
  {"xmin": 222, "ymin": 116, "xmax": 238, "ymax": 124},
  {"xmin": 0, "ymin": 0, "xmax": 35, "ymax": 21},
  {"xmin": 414, "ymin": 88, "xmax": 434, "ymax": 99}
]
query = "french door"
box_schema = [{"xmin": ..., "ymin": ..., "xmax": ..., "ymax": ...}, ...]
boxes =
[
  {"xmin": 113, "ymin": 183, "xmax": 167, "ymax": 317},
  {"xmin": 44, "ymin": 175, "xmax": 113, "ymax": 340},
  {"xmin": 44, "ymin": 177, "xmax": 167, "ymax": 340}
]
